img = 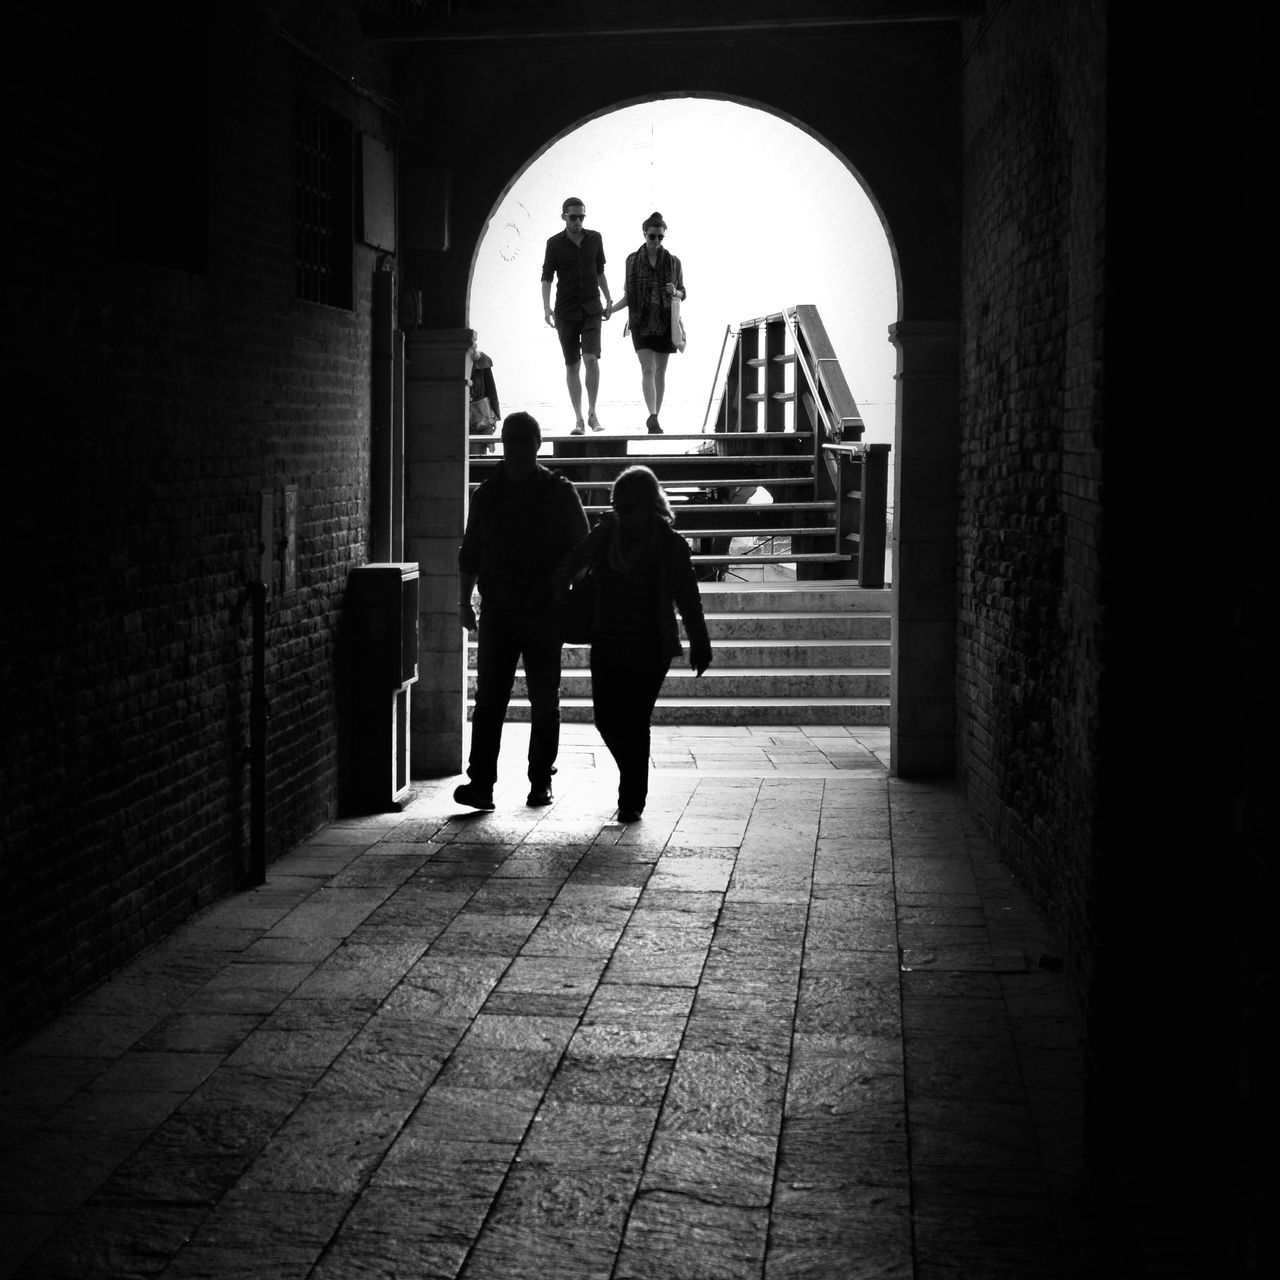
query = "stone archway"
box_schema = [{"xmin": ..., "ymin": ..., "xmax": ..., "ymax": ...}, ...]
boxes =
[
  {"xmin": 465, "ymin": 96, "xmax": 900, "ymax": 438},
  {"xmin": 398, "ymin": 26, "xmax": 961, "ymax": 780}
]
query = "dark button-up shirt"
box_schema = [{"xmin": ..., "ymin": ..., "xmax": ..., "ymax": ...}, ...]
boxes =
[
  {"xmin": 459, "ymin": 465, "xmax": 590, "ymax": 613},
  {"xmin": 542, "ymin": 229, "xmax": 606, "ymax": 320}
]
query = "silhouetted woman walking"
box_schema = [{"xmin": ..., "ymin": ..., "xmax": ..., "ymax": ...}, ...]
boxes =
[{"xmin": 556, "ymin": 466, "xmax": 711, "ymax": 821}]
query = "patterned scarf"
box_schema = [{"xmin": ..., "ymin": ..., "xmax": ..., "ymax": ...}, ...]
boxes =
[{"xmin": 626, "ymin": 245, "xmax": 672, "ymax": 338}]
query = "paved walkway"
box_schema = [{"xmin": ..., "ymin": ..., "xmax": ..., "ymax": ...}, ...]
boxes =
[{"xmin": 0, "ymin": 726, "xmax": 1105, "ymax": 1279}]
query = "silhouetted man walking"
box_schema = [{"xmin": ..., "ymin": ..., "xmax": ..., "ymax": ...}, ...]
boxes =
[{"xmin": 455, "ymin": 411, "xmax": 590, "ymax": 809}]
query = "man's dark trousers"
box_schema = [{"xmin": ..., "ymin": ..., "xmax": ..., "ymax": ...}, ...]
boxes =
[{"xmin": 467, "ymin": 605, "xmax": 562, "ymax": 790}]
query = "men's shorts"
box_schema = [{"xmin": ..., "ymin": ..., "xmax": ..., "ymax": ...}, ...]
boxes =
[{"xmin": 555, "ymin": 311, "xmax": 602, "ymax": 366}]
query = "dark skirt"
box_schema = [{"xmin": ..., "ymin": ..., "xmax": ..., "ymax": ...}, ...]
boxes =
[{"xmin": 632, "ymin": 327, "xmax": 676, "ymax": 355}]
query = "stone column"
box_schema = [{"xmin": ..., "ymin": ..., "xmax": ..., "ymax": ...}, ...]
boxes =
[
  {"xmin": 888, "ymin": 321, "xmax": 959, "ymax": 778},
  {"xmin": 404, "ymin": 327, "xmax": 471, "ymax": 775}
]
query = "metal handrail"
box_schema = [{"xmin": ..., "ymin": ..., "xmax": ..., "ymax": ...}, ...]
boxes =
[
  {"xmin": 700, "ymin": 323, "xmax": 739, "ymax": 433},
  {"xmin": 778, "ymin": 308, "xmax": 839, "ymax": 442}
]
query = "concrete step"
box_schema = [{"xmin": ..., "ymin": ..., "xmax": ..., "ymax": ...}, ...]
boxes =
[
  {"xmin": 697, "ymin": 611, "xmax": 891, "ymax": 639},
  {"xmin": 551, "ymin": 639, "xmax": 891, "ymax": 669},
  {"xmin": 561, "ymin": 475, "xmax": 817, "ymax": 493},
  {"xmin": 464, "ymin": 582, "xmax": 894, "ymax": 727},
  {"xmin": 481, "ymin": 638, "xmax": 891, "ymax": 670},
  {"xmin": 486, "ymin": 668, "xmax": 890, "ymax": 700},
  {"xmin": 499, "ymin": 696, "xmax": 890, "ymax": 726},
  {"xmin": 502, "ymin": 451, "xmax": 813, "ymax": 470},
  {"xmin": 696, "ymin": 583, "xmax": 891, "ymax": 612},
  {"xmin": 466, "ymin": 430, "xmax": 818, "ymax": 447}
]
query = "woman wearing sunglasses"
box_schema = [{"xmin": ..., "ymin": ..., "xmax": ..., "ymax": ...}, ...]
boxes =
[{"xmin": 610, "ymin": 212, "xmax": 685, "ymax": 434}]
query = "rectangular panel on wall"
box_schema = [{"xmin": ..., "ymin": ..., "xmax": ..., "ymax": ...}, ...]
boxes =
[
  {"xmin": 399, "ymin": 570, "xmax": 420, "ymax": 685},
  {"xmin": 359, "ymin": 133, "xmax": 396, "ymax": 252}
]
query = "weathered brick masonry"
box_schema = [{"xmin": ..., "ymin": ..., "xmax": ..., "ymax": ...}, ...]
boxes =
[
  {"xmin": 957, "ymin": 0, "xmax": 1106, "ymax": 986},
  {"xmin": 1, "ymin": 4, "xmax": 403, "ymax": 1046}
]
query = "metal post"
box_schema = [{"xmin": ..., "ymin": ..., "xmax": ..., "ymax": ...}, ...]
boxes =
[
  {"xmin": 371, "ymin": 270, "xmax": 395, "ymax": 563},
  {"xmin": 858, "ymin": 444, "xmax": 890, "ymax": 589},
  {"xmin": 249, "ymin": 579, "xmax": 267, "ymax": 887}
]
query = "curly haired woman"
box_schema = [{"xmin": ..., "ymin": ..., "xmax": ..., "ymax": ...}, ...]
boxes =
[{"xmin": 554, "ymin": 466, "xmax": 711, "ymax": 821}]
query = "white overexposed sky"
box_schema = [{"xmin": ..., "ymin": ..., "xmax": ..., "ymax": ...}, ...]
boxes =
[{"xmin": 468, "ymin": 97, "xmax": 900, "ymax": 444}]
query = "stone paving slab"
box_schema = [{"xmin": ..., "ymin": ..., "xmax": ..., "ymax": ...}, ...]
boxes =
[{"xmin": 0, "ymin": 723, "xmax": 1106, "ymax": 1278}]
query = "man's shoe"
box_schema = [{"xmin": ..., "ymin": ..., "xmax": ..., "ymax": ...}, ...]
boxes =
[
  {"xmin": 588, "ymin": 412, "xmax": 605, "ymax": 432},
  {"xmin": 645, "ymin": 414, "xmax": 662, "ymax": 434},
  {"xmin": 570, "ymin": 419, "xmax": 586, "ymax": 436},
  {"xmin": 453, "ymin": 782, "xmax": 495, "ymax": 810},
  {"xmin": 526, "ymin": 782, "xmax": 554, "ymax": 807},
  {"xmin": 617, "ymin": 807, "xmax": 643, "ymax": 823}
]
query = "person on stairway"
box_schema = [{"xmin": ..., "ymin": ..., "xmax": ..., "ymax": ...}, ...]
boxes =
[
  {"xmin": 467, "ymin": 331, "xmax": 500, "ymax": 457},
  {"xmin": 553, "ymin": 466, "xmax": 711, "ymax": 822},
  {"xmin": 609, "ymin": 211, "xmax": 685, "ymax": 434},
  {"xmin": 456, "ymin": 412, "xmax": 590, "ymax": 811},
  {"xmin": 542, "ymin": 196, "xmax": 613, "ymax": 436}
]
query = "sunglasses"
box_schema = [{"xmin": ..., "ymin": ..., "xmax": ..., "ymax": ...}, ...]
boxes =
[{"xmin": 646, "ymin": 232, "xmax": 665, "ymax": 241}]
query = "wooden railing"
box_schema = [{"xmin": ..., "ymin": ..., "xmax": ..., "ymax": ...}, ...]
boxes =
[{"xmin": 701, "ymin": 305, "xmax": 888, "ymax": 585}]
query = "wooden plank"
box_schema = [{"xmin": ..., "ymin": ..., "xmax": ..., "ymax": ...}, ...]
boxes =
[{"xmin": 792, "ymin": 304, "xmax": 865, "ymax": 441}]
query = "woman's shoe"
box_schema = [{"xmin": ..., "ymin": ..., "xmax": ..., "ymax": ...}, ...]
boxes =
[{"xmin": 645, "ymin": 414, "xmax": 662, "ymax": 434}]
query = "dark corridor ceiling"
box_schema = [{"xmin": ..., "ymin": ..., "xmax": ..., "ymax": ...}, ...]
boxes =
[{"xmin": 363, "ymin": 0, "xmax": 985, "ymax": 44}]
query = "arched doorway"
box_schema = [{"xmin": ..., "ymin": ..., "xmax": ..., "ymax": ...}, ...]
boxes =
[{"xmin": 466, "ymin": 97, "xmax": 898, "ymax": 449}]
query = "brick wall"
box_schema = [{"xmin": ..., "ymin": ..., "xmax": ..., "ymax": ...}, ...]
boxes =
[
  {"xmin": 1, "ymin": 2, "xmax": 403, "ymax": 1047},
  {"xmin": 956, "ymin": 0, "xmax": 1106, "ymax": 983}
]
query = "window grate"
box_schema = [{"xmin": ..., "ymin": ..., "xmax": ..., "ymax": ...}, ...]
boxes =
[{"xmin": 294, "ymin": 100, "xmax": 353, "ymax": 308}]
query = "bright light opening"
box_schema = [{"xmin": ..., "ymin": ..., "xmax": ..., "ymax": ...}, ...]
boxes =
[{"xmin": 469, "ymin": 98, "xmax": 898, "ymax": 443}]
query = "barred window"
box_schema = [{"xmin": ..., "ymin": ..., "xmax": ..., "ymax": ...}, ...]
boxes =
[{"xmin": 295, "ymin": 100, "xmax": 353, "ymax": 308}]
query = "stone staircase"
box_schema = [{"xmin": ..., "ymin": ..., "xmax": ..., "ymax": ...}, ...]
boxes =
[{"xmin": 467, "ymin": 581, "xmax": 891, "ymax": 726}]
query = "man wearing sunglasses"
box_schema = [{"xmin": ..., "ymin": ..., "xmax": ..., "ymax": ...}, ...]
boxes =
[{"xmin": 541, "ymin": 197, "xmax": 613, "ymax": 435}]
